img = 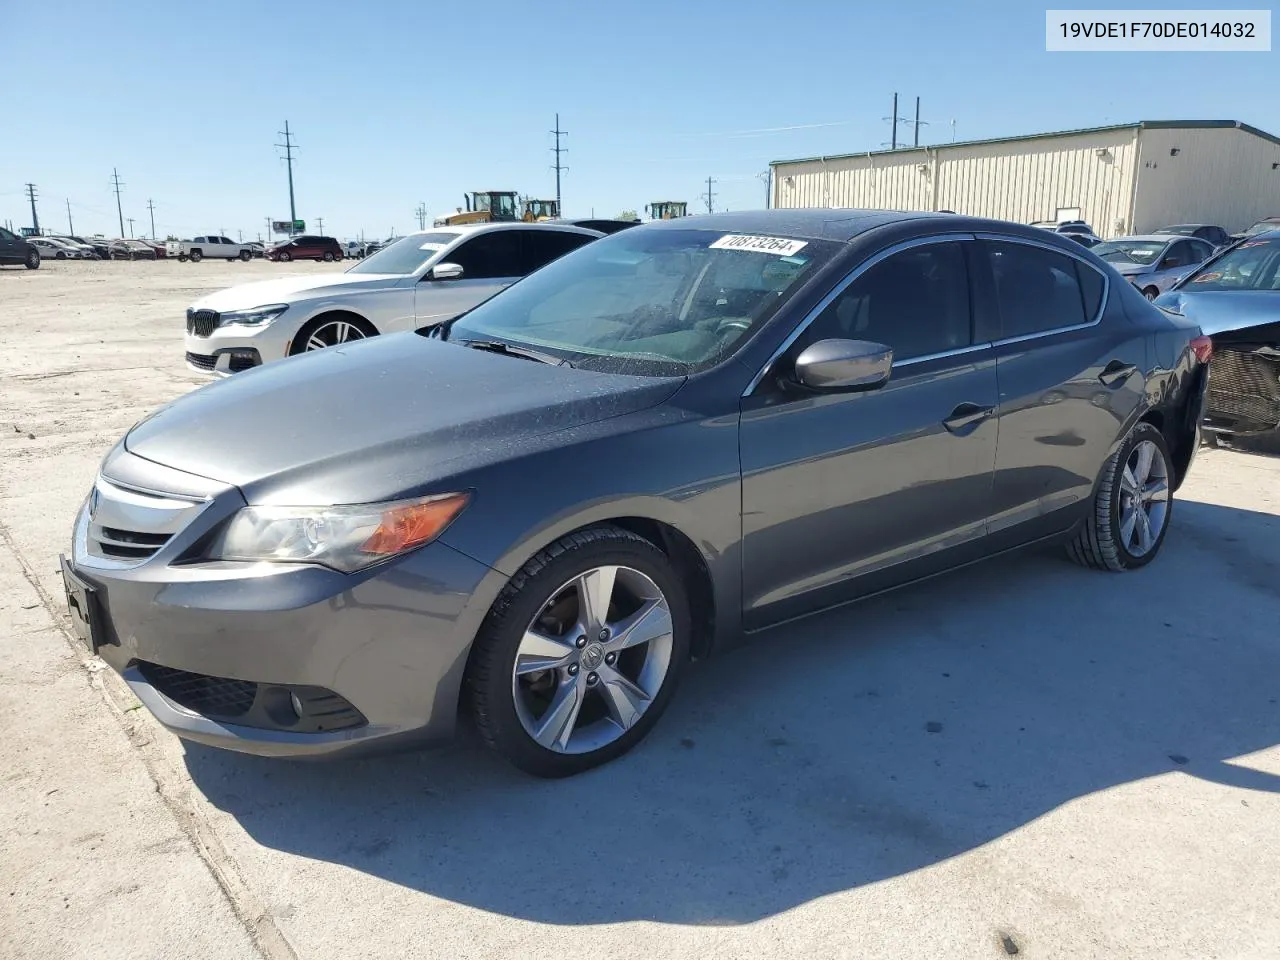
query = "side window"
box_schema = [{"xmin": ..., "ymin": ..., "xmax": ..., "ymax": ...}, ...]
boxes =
[
  {"xmin": 984, "ymin": 240, "xmax": 1088, "ymax": 338},
  {"xmin": 1162, "ymin": 240, "xmax": 1191, "ymax": 268},
  {"xmin": 521, "ymin": 230, "xmax": 595, "ymax": 273},
  {"xmin": 1188, "ymin": 239, "xmax": 1213, "ymax": 263},
  {"xmin": 1076, "ymin": 260, "xmax": 1105, "ymax": 319},
  {"xmin": 0, "ymin": 227, "xmax": 16, "ymax": 242},
  {"xmin": 799, "ymin": 241, "xmax": 972, "ymax": 361},
  {"xmin": 193, "ymin": 236, "xmax": 205, "ymax": 243},
  {"xmin": 220, "ymin": 236, "xmax": 233, "ymax": 245},
  {"xmin": 448, "ymin": 230, "xmax": 523, "ymax": 279}
]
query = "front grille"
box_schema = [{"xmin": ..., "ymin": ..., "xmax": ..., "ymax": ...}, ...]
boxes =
[
  {"xmin": 85, "ymin": 477, "xmax": 206, "ymax": 566},
  {"xmin": 135, "ymin": 661, "xmax": 366, "ymax": 732},
  {"xmin": 138, "ymin": 662, "xmax": 257, "ymax": 718},
  {"xmin": 185, "ymin": 351, "xmax": 217, "ymax": 371},
  {"xmin": 1207, "ymin": 348, "xmax": 1280, "ymax": 432},
  {"xmin": 186, "ymin": 308, "xmax": 220, "ymax": 337}
]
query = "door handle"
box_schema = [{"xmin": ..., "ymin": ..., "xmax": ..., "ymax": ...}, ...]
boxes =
[
  {"xmin": 1098, "ymin": 360, "xmax": 1138, "ymax": 387},
  {"xmin": 943, "ymin": 403, "xmax": 995, "ymax": 434}
]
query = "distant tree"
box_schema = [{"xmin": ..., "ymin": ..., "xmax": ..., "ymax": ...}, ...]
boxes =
[{"xmin": 617, "ymin": 209, "xmax": 639, "ymax": 222}]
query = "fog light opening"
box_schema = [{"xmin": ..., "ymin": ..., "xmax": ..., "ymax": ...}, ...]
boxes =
[{"xmin": 261, "ymin": 686, "xmax": 302, "ymax": 727}]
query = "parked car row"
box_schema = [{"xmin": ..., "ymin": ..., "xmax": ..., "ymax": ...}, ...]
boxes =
[{"xmin": 67, "ymin": 209, "xmax": 1213, "ymax": 777}]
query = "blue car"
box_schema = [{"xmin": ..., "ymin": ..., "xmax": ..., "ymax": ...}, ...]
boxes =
[
  {"xmin": 1093, "ymin": 234, "xmax": 1217, "ymax": 301},
  {"xmin": 1156, "ymin": 232, "xmax": 1280, "ymax": 439}
]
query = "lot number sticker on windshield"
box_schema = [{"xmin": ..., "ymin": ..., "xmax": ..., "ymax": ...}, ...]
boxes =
[{"xmin": 710, "ymin": 234, "xmax": 808, "ymax": 256}]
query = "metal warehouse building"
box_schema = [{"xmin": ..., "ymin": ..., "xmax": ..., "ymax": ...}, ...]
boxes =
[{"xmin": 770, "ymin": 120, "xmax": 1280, "ymax": 238}]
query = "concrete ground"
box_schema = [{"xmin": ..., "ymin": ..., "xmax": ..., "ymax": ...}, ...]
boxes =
[{"xmin": 2, "ymin": 258, "xmax": 1279, "ymax": 960}]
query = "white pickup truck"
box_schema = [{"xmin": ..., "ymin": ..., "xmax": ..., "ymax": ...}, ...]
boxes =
[{"xmin": 167, "ymin": 235, "xmax": 255, "ymax": 263}]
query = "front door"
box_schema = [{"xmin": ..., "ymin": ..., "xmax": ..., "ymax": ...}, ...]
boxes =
[
  {"xmin": 416, "ymin": 229, "xmax": 523, "ymax": 327},
  {"xmin": 0, "ymin": 227, "xmax": 22, "ymax": 264},
  {"xmin": 739, "ymin": 239, "xmax": 999, "ymax": 629}
]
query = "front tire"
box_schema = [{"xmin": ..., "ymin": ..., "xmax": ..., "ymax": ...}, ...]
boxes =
[
  {"xmin": 466, "ymin": 526, "xmax": 691, "ymax": 777},
  {"xmin": 1142, "ymin": 286, "xmax": 1159, "ymax": 301},
  {"xmin": 177, "ymin": 254, "xmax": 188, "ymax": 262},
  {"xmin": 239, "ymin": 249, "xmax": 252, "ymax": 262},
  {"xmin": 278, "ymin": 251, "xmax": 291, "ymax": 262},
  {"xmin": 189, "ymin": 249, "xmax": 203, "ymax": 263},
  {"xmin": 1067, "ymin": 421, "xmax": 1173, "ymax": 571}
]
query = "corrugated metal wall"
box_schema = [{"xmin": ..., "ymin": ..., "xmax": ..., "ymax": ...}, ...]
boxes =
[
  {"xmin": 773, "ymin": 128, "xmax": 1142, "ymax": 237},
  {"xmin": 1131, "ymin": 127, "xmax": 1280, "ymax": 234}
]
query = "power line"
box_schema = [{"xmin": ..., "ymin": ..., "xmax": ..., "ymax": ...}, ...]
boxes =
[
  {"xmin": 415, "ymin": 202, "xmax": 427, "ymax": 230},
  {"xmin": 276, "ymin": 121, "xmax": 299, "ymax": 235},
  {"xmin": 550, "ymin": 113, "xmax": 568, "ymax": 214},
  {"xmin": 25, "ymin": 183, "xmax": 39, "ymax": 235},
  {"xmin": 146, "ymin": 199, "xmax": 156, "ymax": 240},
  {"xmin": 110, "ymin": 168, "xmax": 125, "ymax": 237},
  {"xmin": 701, "ymin": 176, "xmax": 717, "ymax": 214}
]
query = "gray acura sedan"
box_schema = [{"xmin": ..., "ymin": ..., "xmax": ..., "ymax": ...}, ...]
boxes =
[{"xmin": 62, "ymin": 210, "xmax": 1210, "ymax": 777}]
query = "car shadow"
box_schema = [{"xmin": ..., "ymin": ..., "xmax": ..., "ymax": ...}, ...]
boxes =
[{"xmin": 182, "ymin": 499, "xmax": 1280, "ymax": 926}]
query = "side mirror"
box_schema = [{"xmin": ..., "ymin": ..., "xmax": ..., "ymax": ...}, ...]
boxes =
[
  {"xmin": 429, "ymin": 262, "xmax": 464, "ymax": 281},
  {"xmin": 793, "ymin": 339, "xmax": 893, "ymax": 391}
]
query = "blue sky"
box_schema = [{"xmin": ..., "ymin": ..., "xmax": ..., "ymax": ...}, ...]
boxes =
[{"xmin": 2, "ymin": 0, "xmax": 1276, "ymax": 240}]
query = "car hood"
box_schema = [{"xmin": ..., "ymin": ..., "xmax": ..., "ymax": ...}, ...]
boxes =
[
  {"xmin": 1156, "ymin": 289, "xmax": 1280, "ymax": 337},
  {"xmin": 1109, "ymin": 261, "xmax": 1151, "ymax": 277},
  {"xmin": 191, "ymin": 273, "xmax": 404, "ymax": 310},
  {"xmin": 124, "ymin": 333, "xmax": 683, "ymax": 504}
]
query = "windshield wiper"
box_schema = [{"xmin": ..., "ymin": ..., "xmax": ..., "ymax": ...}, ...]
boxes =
[{"xmin": 457, "ymin": 339, "xmax": 572, "ymax": 367}]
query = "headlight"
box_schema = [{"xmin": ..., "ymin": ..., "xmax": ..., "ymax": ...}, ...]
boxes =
[
  {"xmin": 219, "ymin": 304, "xmax": 289, "ymax": 327},
  {"xmin": 208, "ymin": 493, "xmax": 470, "ymax": 572}
]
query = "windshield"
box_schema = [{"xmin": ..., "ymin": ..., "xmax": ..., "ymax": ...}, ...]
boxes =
[
  {"xmin": 347, "ymin": 232, "xmax": 457, "ymax": 275},
  {"xmin": 1158, "ymin": 225, "xmax": 1198, "ymax": 236},
  {"xmin": 1092, "ymin": 239, "xmax": 1167, "ymax": 266},
  {"xmin": 1179, "ymin": 238, "xmax": 1280, "ymax": 292},
  {"xmin": 1243, "ymin": 220, "xmax": 1280, "ymax": 237},
  {"xmin": 446, "ymin": 227, "xmax": 837, "ymax": 376}
]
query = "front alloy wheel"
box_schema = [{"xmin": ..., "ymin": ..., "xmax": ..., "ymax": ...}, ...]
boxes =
[
  {"xmin": 468, "ymin": 526, "xmax": 691, "ymax": 776},
  {"xmin": 304, "ymin": 318, "xmax": 366, "ymax": 350}
]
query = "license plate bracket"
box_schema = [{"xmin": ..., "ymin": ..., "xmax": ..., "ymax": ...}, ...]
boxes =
[{"xmin": 60, "ymin": 554, "xmax": 102, "ymax": 654}]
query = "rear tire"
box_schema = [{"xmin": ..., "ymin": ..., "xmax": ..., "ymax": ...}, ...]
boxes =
[
  {"xmin": 322, "ymin": 251, "xmax": 335, "ymax": 262},
  {"xmin": 465, "ymin": 525, "xmax": 691, "ymax": 777},
  {"xmin": 1142, "ymin": 286, "xmax": 1159, "ymax": 301},
  {"xmin": 190, "ymin": 249, "xmax": 203, "ymax": 263},
  {"xmin": 1067, "ymin": 421, "xmax": 1173, "ymax": 571},
  {"xmin": 25, "ymin": 250, "xmax": 40, "ymax": 270}
]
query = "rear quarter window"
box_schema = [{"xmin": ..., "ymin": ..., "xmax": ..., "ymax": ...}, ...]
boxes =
[{"xmin": 1075, "ymin": 261, "xmax": 1105, "ymax": 319}]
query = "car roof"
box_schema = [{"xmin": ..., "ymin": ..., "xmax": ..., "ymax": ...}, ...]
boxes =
[
  {"xmin": 1103, "ymin": 234, "xmax": 1177, "ymax": 243},
  {"xmin": 410, "ymin": 222, "xmax": 604, "ymax": 239}
]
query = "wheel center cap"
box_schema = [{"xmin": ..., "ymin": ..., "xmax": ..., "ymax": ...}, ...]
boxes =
[{"xmin": 580, "ymin": 642, "xmax": 605, "ymax": 670}]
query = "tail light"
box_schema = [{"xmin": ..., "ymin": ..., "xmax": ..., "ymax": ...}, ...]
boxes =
[{"xmin": 1190, "ymin": 335, "xmax": 1213, "ymax": 365}]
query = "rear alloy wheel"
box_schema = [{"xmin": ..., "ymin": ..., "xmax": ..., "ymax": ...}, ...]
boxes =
[
  {"xmin": 467, "ymin": 526, "xmax": 691, "ymax": 777},
  {"xmin": 25, "ymin": 250, "xmax": 40, "ymax": 270},
  {"xmin": 1067, "ymin": 421, "xmax": 1173, "ymax": 571},
  {"xmin": 190, "ymin": 249, "xmax": 203, "ymax": 263}
]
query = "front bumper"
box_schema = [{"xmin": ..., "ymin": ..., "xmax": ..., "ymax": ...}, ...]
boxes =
[
  {"xmin": 65, "ymin": 450, "xmax": 495, "ymax": 758},
  {"xmin": 184, "ymin": 320, "xmax": 294, "ymax": 375}
]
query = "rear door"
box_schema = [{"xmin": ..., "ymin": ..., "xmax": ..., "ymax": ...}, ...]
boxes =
[
  {"xmin": 415, "ymin": 229, "xmax": 523, "ymax": 326},
  {"xmin": 976, "ymin": 235, "xmax": 1141, "ymax": 542}
]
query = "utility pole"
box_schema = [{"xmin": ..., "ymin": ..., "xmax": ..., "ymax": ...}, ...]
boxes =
[
  {"xmin": 550, "ymin": 113, "xmax": 568, "ymax": 214},
  {"xmin": 276, "ymin": 121, "xmax": 298, "ymax": 235},
  {"xmin": 65, "ymin": 198, "xmax": 74, "ymax": 235},
  {"xmin": 415, "ymin": 202, "xmax": 427, "ymax": 230},
  {"xmin": 126, "ymin": 218, "xmax": 135, "ymax": 238},
  {"xmin": 146, "ymin": 199, "xmax": 156, "ymax": 240},
  {"xmin": 891, "ymin": 92, "xmax": 898, "ymax": 149},
  {"xmin": 111, "ymin": 168, "xmax": 125, "ymax": 237},
  {"xmin": 950, "ymin": 119, "xmax": 957, "ymax": 142},
  {"xmin": 237, "ymin": 229, "xmax": 243, "ymax": 242},
  {"xmin": 701, "ymin": 176, "xmax": 717, "ymax": 214},
  {"xmin": 265, "ymin": 216, "xmax": 273, "ymax": 241},
  {"xmin": 757, "ymin": 169, "xmax": 772, "ymax": 209},
  {"xmin": 25, "ymin": 183, "xmax": 39, "ymax": 235},
  {"xmin": 316, "ymin": 217, "xmax": 324, "ymax": 234},
  {"xmin": 913, "ymin": 96, "xmax": 921, "ymax": 147}
]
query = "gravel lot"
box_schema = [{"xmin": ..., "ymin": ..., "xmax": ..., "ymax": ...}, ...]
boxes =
[{"xmin": 3, "ymin": 259, "xmax": 1280, "ymax": 960}]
